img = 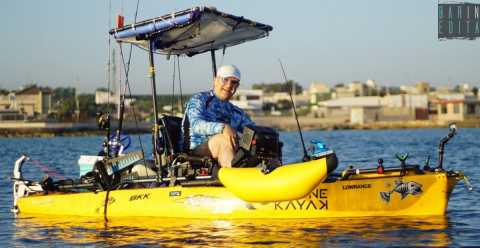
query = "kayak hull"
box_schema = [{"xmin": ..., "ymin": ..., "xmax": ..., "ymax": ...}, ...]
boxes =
[{"xmin": 17, "ymin": 170, "xmax": 460, "ymax": 219}]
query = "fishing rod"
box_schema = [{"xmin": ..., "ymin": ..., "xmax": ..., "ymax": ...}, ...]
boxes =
[{"xmin": 278, "ymin": 59, "xmax": 309, "ymax": 161}]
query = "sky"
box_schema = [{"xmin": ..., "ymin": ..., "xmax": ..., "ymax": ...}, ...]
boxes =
[{"xmin": 1, "ymin": 0, "xmax": 480, "ymax": 94}]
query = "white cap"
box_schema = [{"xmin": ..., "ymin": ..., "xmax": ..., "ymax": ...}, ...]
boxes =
[{"xmin": 217, "ymin": 65, "xmax": 241, "ymax": 81}]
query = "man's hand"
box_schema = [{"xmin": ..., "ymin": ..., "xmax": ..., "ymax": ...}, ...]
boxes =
[{"xmin": 222, "ymin": 124, "xmax": 237, "ymax": 149}]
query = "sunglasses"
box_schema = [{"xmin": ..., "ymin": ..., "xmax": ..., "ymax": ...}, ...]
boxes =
[{"xmin": 222, "ymin": 77, "xmax": 240, "ymax": 86}]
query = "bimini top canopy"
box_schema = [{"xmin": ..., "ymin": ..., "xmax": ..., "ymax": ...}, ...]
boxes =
[{"xmin": 109, "ymin": 6, "xmax": 273, "ymax": 57}]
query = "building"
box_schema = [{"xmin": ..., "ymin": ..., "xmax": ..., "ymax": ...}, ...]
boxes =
[
  {"xmin": 230, "ymin": 89, "xmax": 264, "ymax": 113},
  {"xmin": 349, "ymin": 81, "xmax": 368, "ymax": 97},
  {"xmin": 400, "ymin": 82, "xmax": 432, "ymax": 95},
  {"xmin": 415, "ymin": 81, "xmax": 431, "ymax": 94},
  {"xmin": 317, "ymin": 96, "xmax": 382, "ymax": 124},
  {"xmin": 309, "ymin": 82, "xmax": 331, "ymax": 105},
  {"xmin": 400, "ymin": 85, "xmax": 418, "ymax": 94},
  {"xmin": 331, "ymin": 81, "xmax": 378, "ymax": 99},
  {"xmin": 332, "ymin": 84, "xmax": 354, "ymax": 99},
  {"xmin": 432, "ymin": 94, "xmax": 480, "ymax": 123},
  {"xmin": 95, "ymin": 89, "xmax": 118, "ymax": 105},
  {"xmin": 315, "ymin": 94, "xmax": 429, "ymax": 124},
  {"xmin": 383, "ymin": 94, "xmax": 429, "ymax": 121},
  {"xmin": 0, "ymin": 85, "xmax": 52, "ymax": 117},
  {"xmin": 0, "ymin": 109, "xmax": 26, "ymax": 121}
]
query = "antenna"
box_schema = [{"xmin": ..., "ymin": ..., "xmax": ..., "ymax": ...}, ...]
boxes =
[{"xmin": 278, "ymin": 59, "xmax": 309, "ymax": 161}]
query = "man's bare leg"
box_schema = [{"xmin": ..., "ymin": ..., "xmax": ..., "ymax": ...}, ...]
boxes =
[{"xmin": 208, "ymin": 134, "xmax": 235, "ymax": 167}]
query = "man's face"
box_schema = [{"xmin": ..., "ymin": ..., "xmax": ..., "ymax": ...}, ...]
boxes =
[{"xmin": 213, "ymin": 76, "xmax": 240, "ymax": 101}]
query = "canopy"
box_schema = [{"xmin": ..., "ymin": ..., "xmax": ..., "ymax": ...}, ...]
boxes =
[{"xmin": 109, "ymin": 6, "xmax": 273, "ymax": 57}]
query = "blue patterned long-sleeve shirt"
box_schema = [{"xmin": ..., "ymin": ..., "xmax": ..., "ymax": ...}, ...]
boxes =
[{"xmin": 182, "ymin": 90, "xmax": 255, "ymax": 150}]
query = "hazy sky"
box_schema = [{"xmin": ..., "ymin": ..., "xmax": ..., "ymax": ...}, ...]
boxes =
[{"xmin": 1, "ymin": 0, "xmax": 480, "ymax": 94}]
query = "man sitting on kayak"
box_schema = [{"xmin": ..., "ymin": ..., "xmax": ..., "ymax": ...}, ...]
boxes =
[{"xmin": 182, "ymin": 65, "xmax": 255, "ymax": 168}]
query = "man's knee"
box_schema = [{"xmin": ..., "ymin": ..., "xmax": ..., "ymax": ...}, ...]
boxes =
[
  {"xmin": 208, "ymin": 134, "xmax": 234, "ymax": 158},
  {"xmin": 209, "ymin": 134, "xmax": 233, "ymax": 149}
]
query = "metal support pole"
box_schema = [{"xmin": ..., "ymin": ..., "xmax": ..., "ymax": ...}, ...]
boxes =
[
  {"xmin": 148, "ymin": 40, "xmax": 160, "ymax": 166},
  {"xmin": 210, "ymin": 50, "xmax": 217, "ymax": 79}
]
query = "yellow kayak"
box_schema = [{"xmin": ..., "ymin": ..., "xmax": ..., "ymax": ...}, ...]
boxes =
[{"xmin": 14, "ymin": 163, "xmax": 463, "ymax": 219}]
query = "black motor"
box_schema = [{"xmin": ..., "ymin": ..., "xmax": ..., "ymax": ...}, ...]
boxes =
[{"xmin": 232, "ymin": 125, "xmax": 282, "ymax": 168}]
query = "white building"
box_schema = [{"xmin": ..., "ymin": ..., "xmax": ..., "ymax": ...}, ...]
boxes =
[
  {"xmin": 315, "ymin": 94, "xmax": 429, "ymax": 124},
  {"xmin": 230, "ymin": 89, "xmax": 264, "ymax": 111},
  {"xmin": 95, "ymin": 89, "xmax": 117, "ymax": 105},
  {"xmin": 309, "ymin": 82, "xmax": 331, "ymax": 104},
  {"xmin": 432, "ymin": 93, "xmax": 480, "ymax": 123}
]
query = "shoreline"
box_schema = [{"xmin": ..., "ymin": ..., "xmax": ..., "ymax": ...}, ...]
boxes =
[{"xmin": 1, "ymin": 117, "xmax": 479, "ymax": 138}]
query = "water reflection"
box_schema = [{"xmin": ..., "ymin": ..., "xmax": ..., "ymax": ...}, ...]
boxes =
[{"xmin": 13, "ymin": 215, "xmax": 452, "ymax": 247}]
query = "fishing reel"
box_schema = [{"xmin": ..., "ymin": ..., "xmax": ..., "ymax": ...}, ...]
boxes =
[
  {"xmin": 96, "ymin": 112, "xmax": 111, "ymax": 131},
  {"xmin": 96, "ymin": 112, "xmax": 114, "ymax": 157}
]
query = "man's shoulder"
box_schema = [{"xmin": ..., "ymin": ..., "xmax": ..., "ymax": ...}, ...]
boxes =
[
  {"xmin": 188, "ymin": 91, "xmax": 211, "ymax": 103},
  {"xmin": 189, "ymin": 91, "xmax": 213, "ymax": 102},
  {"xmin": 229, "ymin": 101, "xmax": 245, "ymax": 113},
  {"xmin": 186, "ymin": 91, "xmax": 215, "ymax": 111}
]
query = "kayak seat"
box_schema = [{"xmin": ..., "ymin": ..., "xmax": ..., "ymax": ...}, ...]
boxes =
[
  {"xmin": 159, "ymin": 115, "xmax": 184, "ymax": 155},
  {"xmin": 158, "ymin": 115, "xmax": 216, "ymax": 169}
]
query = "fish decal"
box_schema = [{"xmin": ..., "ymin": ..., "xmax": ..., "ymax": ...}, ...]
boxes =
[{"xmin": 380, "ymin": 180, "xmax": 422, "ymax": 203}]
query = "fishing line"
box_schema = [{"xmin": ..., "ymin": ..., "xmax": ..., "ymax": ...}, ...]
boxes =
[
  {"xmin": 278, "ymin": 59, "xmax": 309, "ymax": 161},
  {"xmin": 119, "ymin": 34, "xmax": 148, "ymax": 175},
  {"xmin": 118, "ymin": 0, "xmax": 147, "ymax": 165},
  {"xmin": 30, "ymin": 159, "xmax": 66, "ymax": 180}
]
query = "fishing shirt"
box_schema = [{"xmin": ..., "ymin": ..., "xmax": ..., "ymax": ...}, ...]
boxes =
[{"xmin": 183, "ymin": 90, "xmax": 254, "ymax": 150}]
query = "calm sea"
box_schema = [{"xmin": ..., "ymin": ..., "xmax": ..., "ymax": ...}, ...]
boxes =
[{"xmin": 1, "ymin": 128, "xmax": 479, "ymax": 247}]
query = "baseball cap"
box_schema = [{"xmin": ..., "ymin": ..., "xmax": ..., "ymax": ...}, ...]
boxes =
[{"xmin": 217, "ymin": 65, "xmax": 241, "ymax": 81}]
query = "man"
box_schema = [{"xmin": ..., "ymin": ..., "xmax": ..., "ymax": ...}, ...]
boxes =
[{"xmin": 182, "ymin": 65, "xmax": 254, "ymax": 167}]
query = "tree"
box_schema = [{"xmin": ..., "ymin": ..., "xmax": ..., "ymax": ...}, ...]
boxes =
[
  {"xmin": 96, "ymin": 87, "xmax": 109, "ymax": 92},
  {"xmin": 452, "ymin": 85, "xmax": 462, "ymax": 93},
  {"xmin": 252, "ymin": 80, "xmax": 303, "ymax": 94},
  {"xmin": 52, "ymin": 87, "xmax": 76, "ymax": 121},
  {"xmin": 0, "ymin": 88, "xmax": 8, "ymax": 95},
  {"xmin": 78, "ymin": 94, "xmax": 97, "ymax": 120},
  {"xmin": 386, "ymin": 86, "xmax": 402, "ymax": 95},
  {"xmin": 52, "ymin": 87, "xmax": 75, "ymax": 103},
  {"xmin": 472, "ymin": 86, "xmax": 478, "ymax": 97},
  {"xmin": 56, "ymin": 97, "xmax": 76, "ymax": 121},
  {"xmin": 276, "ymin": 99, "xmax": 292, "ymax": 110}
]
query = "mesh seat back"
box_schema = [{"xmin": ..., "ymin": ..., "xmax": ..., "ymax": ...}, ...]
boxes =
[{"xmin": 160, "ymin": 115, "xmax": 183, "ymax": 155}]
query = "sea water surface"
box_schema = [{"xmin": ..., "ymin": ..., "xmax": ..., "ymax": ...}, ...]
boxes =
[{"xmin": 1, "ymin": 128, "xmax": 479, "ymax": 247}]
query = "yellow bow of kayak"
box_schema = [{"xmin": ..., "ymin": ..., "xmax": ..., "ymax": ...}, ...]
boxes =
[{"xmin": 218, "ymin": 158, "xmax": 329, "ymax": 203}]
